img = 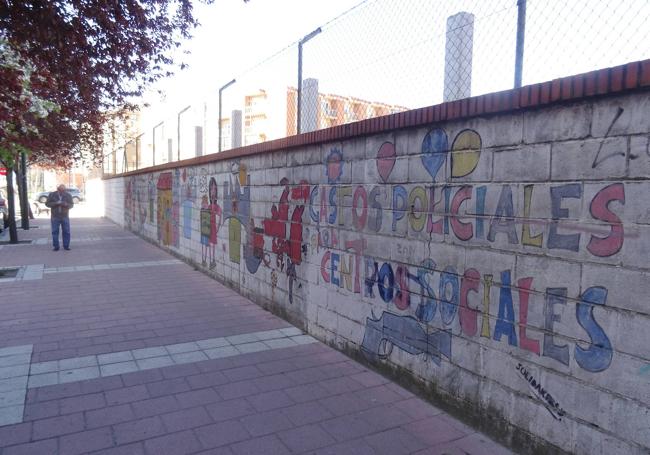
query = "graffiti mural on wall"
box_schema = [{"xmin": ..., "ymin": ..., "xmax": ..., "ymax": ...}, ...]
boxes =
[
  {"xmin": 125, "ymin": 175, "xmax": 147, "ymax": 234},
  {"xmin": 311, "ymin": 128, "xmax": 621, "ymax": 373},
  {"xmin": 127, "ymin": 125, "xmax": 623, "ymax": 377}
]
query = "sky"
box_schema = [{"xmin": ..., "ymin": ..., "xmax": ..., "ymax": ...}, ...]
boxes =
[{"xmin": 141, "ymin": 0, "xmax": 364, "ymax": 121}]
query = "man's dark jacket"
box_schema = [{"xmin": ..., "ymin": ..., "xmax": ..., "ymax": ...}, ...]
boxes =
[{"xmin": 45, "ymin": 191, "xmax": 74, "ymax": 218}]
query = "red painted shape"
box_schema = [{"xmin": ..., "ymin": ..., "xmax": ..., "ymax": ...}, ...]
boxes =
[
  {"xmin": 321, "ymin": 251, "xmax": 331, "ymax": 283},
  {"xmin": 587, "ymin": 183, "xmax": 625, "ymax": 257},
  {"xmin": 459, "ymin": 268, "xmax": 480, "ymax": 337},
  {"xmin": 394, "ymin": 265, "xmax": 410, "ymax": 311},
  {"xmin": 345, "ymin": 238, "xmax": 366, "ymax": 294},
  {"xmin": 376, "ymin": 142, "xmax": 396, "ymax": 183},
  {"xmin": 517, "ymin": 277, "xmax": 540, "ymax": 355}
]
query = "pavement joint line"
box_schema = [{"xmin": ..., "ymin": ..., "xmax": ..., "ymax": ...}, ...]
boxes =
[{"xmin": 42, "ymin": 259, "xmax": 187, "ymax": 274}]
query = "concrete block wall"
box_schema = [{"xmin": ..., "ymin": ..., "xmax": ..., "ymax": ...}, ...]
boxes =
[{"xmin": 104, "ymin": 61, "xmax": 650, "ymax": 455}]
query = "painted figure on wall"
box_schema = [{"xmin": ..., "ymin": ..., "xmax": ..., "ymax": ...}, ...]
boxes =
[
  {"xmin": 148, "ymin": 174, "xmax": 155, "ymax": 223},
  {"xmin": 182, "ymin": 169, "xmax": 195, "ymax": 240},
  {"xmin": 207, "ymin": 177, "xmax": 222, "ymax": 269},
  {"xmin": 200, "ymin": 195, "xmax": 210, "ymax": 266},
  {"xmin": 156, "ymin": 172, "xmax": 173, "ymax": 246},
  {"xmin": 172, "ymin": 169, "xmax": 181, "ymax": 247}
]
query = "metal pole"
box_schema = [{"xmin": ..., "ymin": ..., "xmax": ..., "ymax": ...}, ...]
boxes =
[
  {"xmin": 20, "ymin": 152, "xmax": 29, "ymax": 229},
  {"xmin": 514, "ymin": 0, "xmax": 527, "ymax": 88},
  {"xmin": 297, "ymin": 28, "xmax": 321, "ymax": 135},
  {"xmin": 152, "ymin": 121, "xmax": 163, "ymax": 166},
  {"xmin": 218, "ymin": 79, "xmax": 236, "ymax": 153},
  {"xmin": 177, "ymin": 106, "xmax": 190, "ymax": 162}
]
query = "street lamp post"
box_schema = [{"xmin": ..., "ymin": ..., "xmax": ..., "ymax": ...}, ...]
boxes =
[
  {"xmin": 177, "ymin": 106, "xmax": 191, "ymax": 162},
  {"xmin": 218, "ymin": 79, "xmax": 236, "ymax": 153},
  {"xmin": 297, "ymin": 27, "xmax": 321, "ymax": 134}
]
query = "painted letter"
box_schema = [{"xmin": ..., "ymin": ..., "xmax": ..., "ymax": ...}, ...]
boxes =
[
  {"xmin": 522, "ymin": 185, "xmax": 543, "ymax": 247},
  {"xmin": 543, "ymin": 288, "xmax": 570, "ymax": 365},
  {"xmin": 408, "ymin": 186, "xmax": 427, "ymax": 232},
  {"xmin": 415, "ymin": 259, "xmax": 437, "ymax": 323},
  {"xmin": 377, "ymin": 263, "xmax": 394, "ymax": 303},
  {"xmin": 352, "ymin": 186, "xmax": 368, "ymax": 231},
  {"xmin": 392, "ymin": 185, "xmax": 408, "ymax": 231},
  {"xmin": 439, "ymin": 266, "xmax": 459, "ymax": 326},
  {"xmin": 587, "ymin": 183, "xmax": 625, "ymax": 257},
  {"xmin": 309, "ymin": 186, "xmax": 319, "ymax": 223},
  {"xmin": 481, "ymin": 275, "xmax": 493, "ymax": 338},
  {"xmin": 460, "ymin": 268, "xmax": 480, "ymax": 336},
  {"xmin": 337, "ymin": 186, "xmax": 352, "ymax": 226},
  {"xmin": 475, "ymin": 186, "xmax": 487, "ymax": 239},
  {"xmin": 548, "ymin": 183, "xmax": 582, "ymax": 252},
  {"xmin": 394, "ymin": 264, "xmax": 411, "ymax": 310},
  {"xmin": 368, "ymin": 186, "xmax": 383, "ymax": 232},
  {"xmin": 328, "ymin": 187, "xmax": 337, "ymax": 224},
  {"xmin": 575, "ymin": 286, "xmax": 613, "ymax": 372},
  {"xmin": 493, "ymin": 271, "xmax": 518, "ymax": 346},
  {"xmin": 321, "ymin": 251, "xmax": 331, "ymax": 283},
  {"xmin": 331, "ymin": 253, "xmax": 340, "ymax": 287},
  {"xmin": 450, "ymin": 185, "xmax": 473, "ymax": 241},
  {"xmin": 518, "ymin": 277, "xmax": 540, "ymax": 355},
  {"xmin": 488, "ymin": 185, "xmax": 518, "ymax": 244}
]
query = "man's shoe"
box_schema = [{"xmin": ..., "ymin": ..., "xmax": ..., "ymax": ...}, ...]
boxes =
[
  {"xmin": 53, "ymin": 248, "xmax": 59, "ymax": 251},
  {"xmin": 64, "ymin": 247, "xmax": 70, "ymax": 250}
]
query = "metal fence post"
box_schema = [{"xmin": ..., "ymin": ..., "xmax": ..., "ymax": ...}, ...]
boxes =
[
  {"xmin": 297, "ymin": 28, "xmax": 321, "ymax": 134},
  {"xmin": 218, "ymin": 79, "xmax": 236, "ymax": 153},
  {"xmin": 177, "ymin": 106, "xmax": 191, "ymax": 162},
  {"xmin": 514, "ymin": 0, "xmax": 527, "ymax": 88}
]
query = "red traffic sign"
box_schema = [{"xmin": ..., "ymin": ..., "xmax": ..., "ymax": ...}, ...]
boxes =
[{"xmin": 0, "ymin": 168, "xmax": 6, "ymax": 176}]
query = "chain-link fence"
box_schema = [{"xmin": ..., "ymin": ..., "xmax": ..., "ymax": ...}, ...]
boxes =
[{"xmin": 103, "ymin": 0, "xmax": 650, "ymax": 176}]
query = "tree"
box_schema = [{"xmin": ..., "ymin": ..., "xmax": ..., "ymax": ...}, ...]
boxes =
[{"xmin": 1, "ymin": 0, "xmax": 225, "ymax": 241}]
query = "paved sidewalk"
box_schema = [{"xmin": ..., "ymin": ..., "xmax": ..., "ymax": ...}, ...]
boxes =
[{"xmin": 0, "ymin": 215, "xmax": 514, "ymax": 454}]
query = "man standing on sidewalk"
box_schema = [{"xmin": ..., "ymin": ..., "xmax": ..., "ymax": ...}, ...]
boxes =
[{"xmin": 45, "ymin": 184, "xmax": 74, "ymax": 251}]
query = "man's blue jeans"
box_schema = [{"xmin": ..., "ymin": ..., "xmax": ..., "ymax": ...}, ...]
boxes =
[{"xmin": 51, "ymin": 217, "xmax": 70, "ymax": 250}]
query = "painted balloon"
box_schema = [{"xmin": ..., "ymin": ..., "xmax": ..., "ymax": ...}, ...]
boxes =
[
  {"xmin": 376, "ymin": 141, "xmax": 396, "ymax": 183},
  {"xmin": 421, "ymin": 128, "xmax": 449, "ymax": 182},
  {"xmin": 451, "ymin": 129, "xmax": 482, "ymax": 178}
]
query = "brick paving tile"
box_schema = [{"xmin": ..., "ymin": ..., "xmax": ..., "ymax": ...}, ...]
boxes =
[
  {"xmin": 160, "ymin": 406, "xmax": 212, "ymax": 432},
  {"xmin": 278, "ymin": 423, "xmax": 337, "ymax": 452},
  {"xmin": 230, "ymin": 434, "xmax": 291, "ymax": 455},
  {"xmin": 282, "ymin": 401, "xmax": 335, "ymax": 426},
  {"xmin": 93, "ymin": 442, "xmax": 145, "ymax": 455},
  {"xmin": 401, "ymin": 415, "xmax": 468, "ymax": 447},
  {"xmin": 310, "ymin": 438, "xmax": 378, "ymax": 455},
  {"xmin": 3, "ymin": 438, "xmax": 58, "ymax": 455},
  {"xmin": 194, "ymin": 420, "xmax": 250, "ymax": 448},
  {"xmin": 86, "ymin": 403, "xmax": 135, "ymax": 428},
  {"xmin": 59, "ymin": 391, "xmax": 106, "ymax": 414},
  {"xmin": 32, "ymin": 412, "xmax": 85, "ymax": 440},
  {"xmin": 205, "ymin": 397, "xmax": 257, "ymax": 422},
  {"xmin": 364, "ymin": 427, "xmax": 428, "ymax": 454},
  {"xmin": 0, "ymin": 421, "xmax": 32, "ymax": 446},
  {"xmin": 131, "ymin": 395, "xmax": 180, "ymax": 419},
  {"xmin": 246, "ymin": 389, "xmax": 295, "ymax": 412},
  {"xmin": 113, "ymin": 415, "xmax": 166, "ymax": 444},
  {"xmin": 0, "ymin": 218, "xmax": 512, "ymax": 455},
  {"xmin": 105, "ymin": 384, "xmax": 150, "ymax": 405},
  {"xmin": 59, "ymin": 427, "xmax": 114, "ymax": 455},
  {"xmin": 143, "ymin": 430, "xmax": 203, "ymax": 455}
]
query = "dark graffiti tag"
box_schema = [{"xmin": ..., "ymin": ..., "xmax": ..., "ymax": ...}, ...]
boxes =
[{"xmin": 516, "ymin": 363, "xmax": 566, "ymax": 421}]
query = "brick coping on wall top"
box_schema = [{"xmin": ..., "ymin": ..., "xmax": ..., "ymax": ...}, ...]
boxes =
[{"xmin": 106, "ymin": 58, "xmax": 650, "ymax": 179}]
